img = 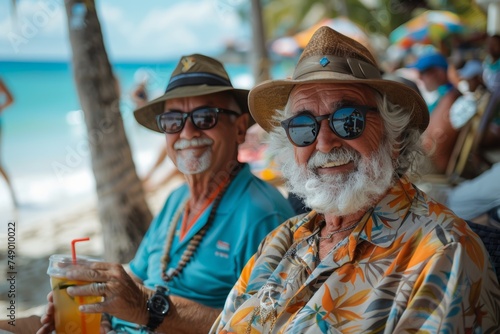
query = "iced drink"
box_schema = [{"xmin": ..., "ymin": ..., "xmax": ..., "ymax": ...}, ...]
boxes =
[{"xmin": 48, "ymin": 254, "xmax": 103, "ymax": 334}]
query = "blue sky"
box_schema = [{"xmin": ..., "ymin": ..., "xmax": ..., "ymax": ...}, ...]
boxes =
[{"xmin": 0, "ymin": 0, "xmax": 250, "ymax": 61}]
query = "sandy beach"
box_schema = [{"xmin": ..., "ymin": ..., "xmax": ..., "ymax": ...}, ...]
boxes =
[{"xmin": 0, "ymin": 174, "xmax": 184, "ymax": 324}]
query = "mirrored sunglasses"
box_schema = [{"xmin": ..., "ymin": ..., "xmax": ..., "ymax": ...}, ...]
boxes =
[
  {"xmin": 280, "ymin": 106, "xmax": 377, "ymax": 147},
  {"xmin": 156, "ymin": 107, "xmax": 240, "ymax": 134}
]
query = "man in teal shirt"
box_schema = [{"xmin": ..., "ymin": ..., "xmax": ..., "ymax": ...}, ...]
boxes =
[
  {"xmin": 37, "ymin": 54, "xmax": 294, "ymax": 334},
  {"xmin": 127, "ymin": 162, "xmax": 293, "ymax": 310}
]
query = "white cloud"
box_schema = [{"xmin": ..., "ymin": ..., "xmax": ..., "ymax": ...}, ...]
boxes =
[
  {"xmin": 0, "ymin": 0, "xmax": 247, "ymax": 61},
  {"xmin": 0, "ymin": 0, "xmax": 68, "ymax": 59},
  {"xmin": 98, "ymin": 3, "xmax": 133, "ymax": 38},
  {"xmin": 98, "ymin": 3, "xmax": 124, "ymax": 22},
  {"xmin": 102, "ymin": 1, "xmax": 245, "ymax": 60}
]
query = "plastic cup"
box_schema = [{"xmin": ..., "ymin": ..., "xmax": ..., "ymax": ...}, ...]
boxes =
[{"xmin": 47, "ymin": 254, "xmax": 103, "ymax": 334}]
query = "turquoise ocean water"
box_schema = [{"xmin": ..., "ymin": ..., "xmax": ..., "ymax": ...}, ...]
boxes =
[{"xmin": 0, "ymin": 59, "xmax": 287, "ymax": 224}]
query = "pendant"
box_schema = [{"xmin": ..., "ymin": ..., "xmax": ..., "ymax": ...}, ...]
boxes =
[
  {"xmin": 246, "ymin": 301, "xmax": 277, "ymax": 334},
  {"xmin": 259, "ymin": 300, "xmax": 277, "ymax": 326},
  {"xmin": 257, "ymin": 283, "xmax": 278, "ymax": 328}
]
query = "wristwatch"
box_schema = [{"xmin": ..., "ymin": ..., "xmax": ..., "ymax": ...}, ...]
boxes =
[{"xmin": 145, "ymin": 285, "xmax": 170, "ymax": 332}]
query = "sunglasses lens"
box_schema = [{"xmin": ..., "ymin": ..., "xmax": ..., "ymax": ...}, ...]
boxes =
[
  {"xmin": 287, "ymin": 114, "xmax": 318, "ymax": 146},
  {"xmin": 331, "ymin": 107, "xmax": 365, "ymax": 139},
  {"xmin": 158, "ymin": 112, "xmax": 184, "ymax": 133},
  {"xmin": 192, "ymin": 108, "xmax": 217, "ymax": 129}
]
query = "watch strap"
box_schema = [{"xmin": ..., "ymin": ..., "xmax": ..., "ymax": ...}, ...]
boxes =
[
  {"xmin": 146, "ymin": 286, "xmax": 170, "ymax": 332},
  {"xmin": 146, "ymin": 315, "xmax": 163, "ymax": 333}
]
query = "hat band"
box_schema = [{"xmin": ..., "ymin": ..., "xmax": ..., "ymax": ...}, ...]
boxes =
[
  {"xmin": 293, "ymin": 56, "xmax": 381, "ymax": 80},
  {"xmin": 165, "ymin": 72, "xmax": 233, "ymax": 93}
]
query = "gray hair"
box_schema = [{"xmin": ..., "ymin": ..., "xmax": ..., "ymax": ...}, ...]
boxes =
[
  {"xmin": 268, "ymin": 88, "xmax": 426, "ymax": 178},
  {"xmin": 374, "ymin": 92, "xmax": 426, "ymax": 177}
]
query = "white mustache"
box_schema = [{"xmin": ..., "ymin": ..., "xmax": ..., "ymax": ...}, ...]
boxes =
[
  {"xmin": 307, "ymin": 148, "xmax": 360, "ymax": 169},
  {"xmin": 174, "ymin": 138, "xmax": 214, "ymax": 150}
]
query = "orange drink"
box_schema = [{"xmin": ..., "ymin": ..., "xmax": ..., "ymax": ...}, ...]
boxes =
[{"xmin": 47, "ymin": 254, "xmax": 103, "ymax": 334}]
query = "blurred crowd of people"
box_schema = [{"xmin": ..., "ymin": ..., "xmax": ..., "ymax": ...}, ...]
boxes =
[{"xmin": 383, "ymin": 33, "xmax": 500, "ymax": 226}]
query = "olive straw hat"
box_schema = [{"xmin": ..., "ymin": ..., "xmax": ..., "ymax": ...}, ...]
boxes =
[
  {"xmin": 248, "ymin": 26, "xmax": 429, "ymax": 133},
  {"xmin": 134, "ymin": 54, "xmax": 252, "ymax": 133}
]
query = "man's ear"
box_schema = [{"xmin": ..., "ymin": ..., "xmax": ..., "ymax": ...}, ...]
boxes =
[{"xmin": 235, "ymin": 113, "xmax": 249, "ymax": 144}]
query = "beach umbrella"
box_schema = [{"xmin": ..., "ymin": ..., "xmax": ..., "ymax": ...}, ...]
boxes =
[
  {"xmin": 390, "ymin": 10, "xmax": 465, "ymax": 49},
  {"xmin": 271, "ymin": 17, "xmax": 373, "ymax": 57},
  {"xmin": 294, "ymin": 17, "xmax": 371, "ymax": 48}
]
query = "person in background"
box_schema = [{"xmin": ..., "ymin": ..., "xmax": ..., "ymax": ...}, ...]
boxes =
[
  {"xmin": 447, "ymin": 162, "xmax": 500, "ymax": 227},
  {"xmin": 481, "ymin": 34, "xmax": 500, "ymax": 148},
  {"xmin": 445, "ymin": 60, "xmax": 500, "ymax": 223},
  {"xmin": 211, "ymin": 27, "xmax": 500, "ymax": 333},
  {"xmin": 483, "ymin": 34, "xmax": 500, "ymax": 94},
  {"xmin": 130, "ymin": 68, "xmax": 151, "ymax": 108},
  {"xmin": 408, "ymin": 52, "xmax": 458, "ymax": 114},
  {"xmin": 238, "ymin": 123, "xmax": 284, "ymax": 186},
  {"xmin": 0, "ymin": 77, "xmax": 17, "ymax": 207},
  {"xmin": 37, "ymin": 54, "xmax": 294, "ymax": 334},
  {"xmin": 408, "ymin": 52, "xmax": 461, "ymax": 174},
  {"xmin": 450, "ymin": 59, "xmax": 490, "ymax": 129}
]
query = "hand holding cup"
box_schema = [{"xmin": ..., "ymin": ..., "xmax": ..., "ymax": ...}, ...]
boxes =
[{"xmin": 65, "ymin": 261, "xmax": 151, "ymax": 327}]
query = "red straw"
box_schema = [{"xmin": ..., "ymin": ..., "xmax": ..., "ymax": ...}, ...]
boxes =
[
  {"xmin": 70, "ymin": 237, "xmax": 90, "ymax": 334},
  {"xmin": 71, "ymin": 238, "xmax": 90, "ymax": 264}
]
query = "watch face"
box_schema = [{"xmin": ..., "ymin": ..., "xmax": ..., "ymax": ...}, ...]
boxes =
[{"xmin": 150, "ymin": 294, "xmax": 170, "ymax": 315}]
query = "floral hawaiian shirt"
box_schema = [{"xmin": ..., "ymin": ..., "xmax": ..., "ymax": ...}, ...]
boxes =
[{"xmin": 212, "ymin": 176, "xmax": 500, "ymax": 333}]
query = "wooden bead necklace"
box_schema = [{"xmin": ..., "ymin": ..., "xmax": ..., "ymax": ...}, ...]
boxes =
[{"xmin": 160, "ymin": 163, "xmax": 243, "ymax": 282}]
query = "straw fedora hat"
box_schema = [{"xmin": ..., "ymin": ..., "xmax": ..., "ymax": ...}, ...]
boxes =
[
  {"xmin": 134, "ymin": 54, "xmax": 252, "ymax": 133},
  {"xmin": 249, "ymin": 26, "xmax": 429, "ymax": 133}
]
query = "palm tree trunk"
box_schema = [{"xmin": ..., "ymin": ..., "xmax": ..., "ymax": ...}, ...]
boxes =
[
  {"xmin": 63, "ymin": 0, "xmax": 152, "ymax": 263},
  {"xmin": 10, "ymin": 0, "xmax": 17, "ymax": 27},
  {"xmin": 251, "ymin": 0, "xmax": 270, "ymax": 83}
]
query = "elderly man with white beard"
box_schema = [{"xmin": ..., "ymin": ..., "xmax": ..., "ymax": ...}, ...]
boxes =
[{"xmin": 211, "ymin": 27, "xmax": 500, "ymax": 334}]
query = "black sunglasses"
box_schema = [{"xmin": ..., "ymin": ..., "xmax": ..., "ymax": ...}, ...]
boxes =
[
  {"xmin": 156, "ymin": 107, "xmax": 240, "ymax": 134},
  {"xmin": 280, "ymin": 105, "xmax": 377, "ymax": 147}
]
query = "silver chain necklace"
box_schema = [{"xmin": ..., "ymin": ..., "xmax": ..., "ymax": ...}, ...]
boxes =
[{"xmin": 316, "ymin": 221, "xmax": 359, "ymax": 240}]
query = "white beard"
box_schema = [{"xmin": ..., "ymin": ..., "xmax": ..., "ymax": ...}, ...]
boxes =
[
  {"xmin": 278, "ymin": 142, "xmax": 395, "ymax": 216},
  {"xmin": 174, "ymin": 138, "xmax": 214, "ymax": 175}
]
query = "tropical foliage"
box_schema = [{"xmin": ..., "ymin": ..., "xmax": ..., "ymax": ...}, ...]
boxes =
[{"xmin": 260, "ymin": 0, "xmax": 486, "ymax": 44}]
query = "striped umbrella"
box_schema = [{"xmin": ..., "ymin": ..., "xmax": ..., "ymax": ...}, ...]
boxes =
[{"xmin": 390, "ymin": 10, "xmax": 465, "ymax": 49}]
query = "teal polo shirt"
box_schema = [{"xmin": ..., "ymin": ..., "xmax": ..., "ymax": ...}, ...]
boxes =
[{"xmin": 113, "ymin": 164, "xmax": 294, "ymax": 332}]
